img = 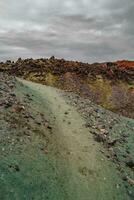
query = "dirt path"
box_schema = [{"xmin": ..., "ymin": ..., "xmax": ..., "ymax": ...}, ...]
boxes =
[{"xmin": 12, "ymin": 78, "xmax": 129, "ymax": 200}]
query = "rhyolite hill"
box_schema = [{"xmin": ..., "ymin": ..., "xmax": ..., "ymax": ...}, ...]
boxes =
[{"xmin": 1, "ymin": 57, "xmax": 134, "ymax": 118}]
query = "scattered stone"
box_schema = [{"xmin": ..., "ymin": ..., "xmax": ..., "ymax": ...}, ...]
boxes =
[
  {"xmin": 0, "ymin": 101, "xmax": 4, "ymax": 106},
  {"xmin": 125, "ymin": 158, "xmax": 134, "ymax": 168},
  {"xmin": 35, "ymin": 121, "xmax": 41, "ymax": 125},
  {"xmin": 94, "ymin": 133, "xmax": 106, "ymax": 143},
  {"xmin": 108, "ymin": 138, "xmax": 118, "ymax": 146},
  {"xmin": 8, "ymin": 83, "xmax": 14, "ymax": 88},
  {"xmin": 44, "ymin": 149, "xmax": 48, "ymax": 154},
  {"xmin": 64, "ymin": 111, "xmax": 69, "ymax": 115},
  {"xmin": 44, "ymin": 122, "xmax": 52, "ymax": 130},
  {"xmin": 100, "ymin": 128, "xmax": 108, "ymax": 135},
  {"xmin": 10, "ymin": 93, "xmax": 16, "ymax": 97},
  {"xmin": 123, "ymin": 176, "xmax": 134, "ymax": 186},
  {"xmin": 9, "ymin": 164, "xmax": 20, "ymax": 172},
  {"xmin": 11, "ymin": 105, "xmax": 25, "ymax": 113},
  {"xmin": 5, "ymin": 100, "xmax": 13, "ymax": 108}
]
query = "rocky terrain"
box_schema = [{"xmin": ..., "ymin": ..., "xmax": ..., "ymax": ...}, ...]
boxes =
[
  {"xmin": 0, "ymin": 57, "xmax": 134, "ymax": 118},
  {"xmin": 0, "ymin": 58, "xmax": 134, "ymax": 199}
]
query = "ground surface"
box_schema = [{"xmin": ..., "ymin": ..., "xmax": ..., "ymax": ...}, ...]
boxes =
[{"xmin": 0, "ymin": 73, "xmax": 134, "ymax": 199}]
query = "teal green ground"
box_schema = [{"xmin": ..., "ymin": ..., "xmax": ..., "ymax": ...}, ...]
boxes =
[{"xmin": 0, "ymin": 78, "xmax": 133, "ymax": 199}]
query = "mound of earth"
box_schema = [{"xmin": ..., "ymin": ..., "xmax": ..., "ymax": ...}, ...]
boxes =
[
  {"xmin": 0, "ymin": 72, "xmax": 134, "ymax": 199},
  {"xmin": 0, "ymin": 57, "xmax": 134, "ymax": 118}
]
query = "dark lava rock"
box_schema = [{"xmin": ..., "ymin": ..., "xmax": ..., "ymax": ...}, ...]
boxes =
[
  {"xmin": 64, "ymin": 111, "xmax": 69, "ymax": 115},
  {"xmin": 125, "ymin": 158, "xmax": 134, "ymax": 168},
  {"xmin": 108, "ymin": 138, "xmax": 118, "ymax": 146},
  {"xmin": 5, "ymin": 101, "xmax": 13, "ymax": 108},
  {"xmin": 10, "ymin": 93, "xmax": 16, "ymax": 97},
  {"xmin": 9, "ymin": 164, "xmax": 20, "ymax": 172},
  {"xmin": 94, "ymin": 134, "xmax": 106, "ymax": 143}
]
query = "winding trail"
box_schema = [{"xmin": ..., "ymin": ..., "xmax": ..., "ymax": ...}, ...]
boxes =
[
  {"xmin": 0, "ymin": 76, "xmax": 130, "ymax": 200},
  {"xmin": 15, "ymin": 78, "xmax": 128, "ymax": 200}
]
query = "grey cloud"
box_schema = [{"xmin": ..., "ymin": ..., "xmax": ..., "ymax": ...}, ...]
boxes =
[{"xmin": 0, "ymin": 0, "xmax": 133, "ymax": 62}]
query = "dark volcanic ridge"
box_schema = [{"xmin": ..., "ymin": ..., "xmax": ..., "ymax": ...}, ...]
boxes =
[
  {"xmin": 0, "ymin": 57, "xmax": 134, "ymax": 82},
  {"xmin": 0, "ymin": 57, "xmax": 134, "ymax": 118}
]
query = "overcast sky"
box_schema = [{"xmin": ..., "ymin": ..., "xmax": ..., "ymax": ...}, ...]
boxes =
[{"xmin": 0, "ymin": 0, "xmax": 134, "ymax": 62}]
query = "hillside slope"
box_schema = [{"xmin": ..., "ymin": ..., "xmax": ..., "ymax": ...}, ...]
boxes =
[
  {"xmin": 0, "ymin": 57, "xmax": 134, "ymax": 118},
  {"xmin": 0, "ymin": 73, "xmax": 134, "ymax": 199}
]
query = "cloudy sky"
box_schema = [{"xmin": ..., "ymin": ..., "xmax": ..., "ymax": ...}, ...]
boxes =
[{"xmin": 0, "ymin": 0, "xmax": 134, "ymax": 62}]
